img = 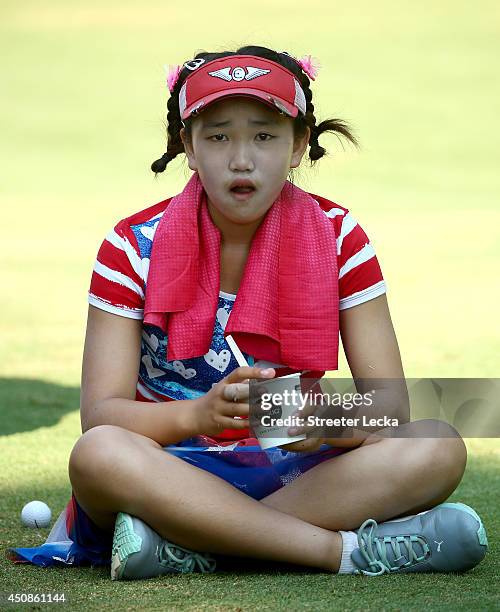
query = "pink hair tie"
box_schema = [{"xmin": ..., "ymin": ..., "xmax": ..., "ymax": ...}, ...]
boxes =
[
  {"xmin": 296, "ymin": 54, "xmax": 321, "ymax": 81},
  {"xmin": 165, "ymin": 64, "xmax": 182, "ymax": 93}
]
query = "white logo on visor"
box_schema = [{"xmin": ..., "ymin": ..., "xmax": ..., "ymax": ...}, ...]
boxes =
[{"xmin": 208, "ymin": 66, "xmax": 271, "ymax": 82}]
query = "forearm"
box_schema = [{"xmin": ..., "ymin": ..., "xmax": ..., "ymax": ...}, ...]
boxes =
[
  {"xmin": 81, "ymin": 396, "xmax": 201, "ymax": 446},
  {"xmin": 314, "ymin": 385, "xmax": 410, "ymax": 448}
]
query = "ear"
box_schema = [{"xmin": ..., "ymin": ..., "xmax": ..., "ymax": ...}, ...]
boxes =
[
  {"xmin": 180, "ymin": 127, "xmax": 198, "ymax": 171},
  {"xmin": 290, "ymin": 126, "xmax": 311, "ymax": 169}
]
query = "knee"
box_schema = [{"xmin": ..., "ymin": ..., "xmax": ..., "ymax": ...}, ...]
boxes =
[
  {"xmin": 68, "ymin": 424, "xmax": 126, "ymax": 484},
  {"xmin": 433, "ymin": 426, "xmax": 467, "ymax": 487},
  {"xmin": 409, "ymin": 420, "xmax": 467, "ymax": 488}
]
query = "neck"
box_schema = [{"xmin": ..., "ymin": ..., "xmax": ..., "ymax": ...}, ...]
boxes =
[{"xmin": 206, "ymin": 197, "xmax": 264, "ymax": 248}]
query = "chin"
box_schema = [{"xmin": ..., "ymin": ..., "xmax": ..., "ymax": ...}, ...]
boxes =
[{"xmin": 227, "ymin": 213, "xmax": 259, "ymax": 224}]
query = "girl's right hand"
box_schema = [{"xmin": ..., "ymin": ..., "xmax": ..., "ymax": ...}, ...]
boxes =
[{"xmin": 192, "ymin": 366, "xmax": 275, "ymax": 437}]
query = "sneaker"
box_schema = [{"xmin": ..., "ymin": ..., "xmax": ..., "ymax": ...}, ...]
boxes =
[
  {"xmin": 110, "ymin": 512, "xmax": 217, "ymax": 580},
  {"xmin": 350, "ymin": 502, "xmax": 488, "ymax": 576}
]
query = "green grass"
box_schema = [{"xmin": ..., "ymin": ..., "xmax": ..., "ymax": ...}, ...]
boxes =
[
  {"xmin": 1, "ymin": 404, "xmax": 498, "ymax": 611},
  {"xmin": 1, "ymin": 0, "xmax": 499, "ymax": 609}
]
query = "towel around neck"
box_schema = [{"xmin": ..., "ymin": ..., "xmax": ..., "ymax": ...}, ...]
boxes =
[{"xmin": 143, "ymin": 171, "xmax": 339, "ymax": 372}]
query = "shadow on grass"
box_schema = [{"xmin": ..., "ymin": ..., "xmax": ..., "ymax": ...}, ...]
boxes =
[{"xmin": 0, "ymin": 378, "xmax": 79, "ymax": 436}]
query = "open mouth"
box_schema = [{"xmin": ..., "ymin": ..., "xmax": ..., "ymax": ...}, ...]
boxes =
[{"xmin": 230, "ymin": 186, "xmax": 256, "ymax": 194}]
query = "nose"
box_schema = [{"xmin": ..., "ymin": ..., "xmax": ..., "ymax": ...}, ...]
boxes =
[{"xmin": 229, "ymin": 141, "xmax": 255, "ymax": 172}]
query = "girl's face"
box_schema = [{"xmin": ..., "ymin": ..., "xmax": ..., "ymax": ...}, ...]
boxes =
[{"xmin": 180, "ymin": 97, "xmax": 310, "ymax": 239}]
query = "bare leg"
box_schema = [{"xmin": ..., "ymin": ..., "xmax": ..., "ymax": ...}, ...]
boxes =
[
  {"xmin": 260, "ymin": 419, "xmax": 468, "ymax": 531},
  {"xmin": 68, "ymin": 425, "xmax": 342, "ymax": 572}
]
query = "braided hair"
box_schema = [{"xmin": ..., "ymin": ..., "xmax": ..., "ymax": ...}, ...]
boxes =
[{"xmin": 151, "ymin": 45, "xmax": 359, "ymax": 177}]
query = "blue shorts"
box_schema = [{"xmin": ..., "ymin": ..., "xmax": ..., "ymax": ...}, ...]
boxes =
[{"xmin": 164, "ymin": 436, "xmax": 349, "ymax": 500}]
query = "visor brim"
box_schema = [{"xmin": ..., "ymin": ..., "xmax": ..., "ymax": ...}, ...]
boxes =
[{"xmin": 181, "ymin": 88, "xmax": 299, "ymax": 120}]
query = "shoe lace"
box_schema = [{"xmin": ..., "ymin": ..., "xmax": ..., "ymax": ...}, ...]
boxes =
[
  {"xmin": 157, "ymin": 541, "xmax": 217, "ymax": 574},
  {"xmin": 353, "ymin": 518, "xmax": 430, "ymax": 576}
]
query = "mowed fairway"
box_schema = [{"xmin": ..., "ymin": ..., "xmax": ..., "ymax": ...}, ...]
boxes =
[{"xmin": 1, "ymin": 1, "xmax": 499, "ymax": 609}]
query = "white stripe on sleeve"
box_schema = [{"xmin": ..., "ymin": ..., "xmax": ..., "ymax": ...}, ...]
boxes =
[
  {"xmin": 336, "ymin": 212, "xmax": 358, "ymax": 256},
  {"xmin": 93, "ymin": 260, "xmax": 145, "ymax": 299},
  {"xmin": 323, "ymin": 207, "xmax": 346, "ymax": 219},
  {"xmin": 338, "ymin": 243, "xmax": 376, "ymax": 279},
  {"xmin": 339, "ymin": 280, "xmax": 387, "ymax": 310},
  {"xmin": 105, "ymin": 229, "xmax": 144, "ymax": 282},
  {"xmin": 88, "ymin": 293, "xmax": 144, "ymax": 318}
]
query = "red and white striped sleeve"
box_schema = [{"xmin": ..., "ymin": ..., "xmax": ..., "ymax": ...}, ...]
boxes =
[
  {"xmin": 333, "ymin": 209, "xmax": 387, "ymax": 310},
  {"xmin": 87, "ymin": 219, "xmax": 145, "ymax": 319}
]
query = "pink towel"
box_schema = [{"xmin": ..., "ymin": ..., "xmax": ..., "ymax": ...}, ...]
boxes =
[{"xmin": 143, "ymin": 171, "xmax": 339, "ymax": 371}]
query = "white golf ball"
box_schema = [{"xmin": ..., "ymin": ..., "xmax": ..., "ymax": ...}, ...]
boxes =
[{"xmin": 21, "ymin": 500, "xmax": 52, "ymax": 528}]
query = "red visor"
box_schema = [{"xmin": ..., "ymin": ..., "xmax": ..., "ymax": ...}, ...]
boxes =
[{"xmin": 178, "ymin": 55, "xmax": 306, "ymax": 120}]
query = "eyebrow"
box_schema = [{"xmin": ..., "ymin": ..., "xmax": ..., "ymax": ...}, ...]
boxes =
[{"xmin": 201, "ymin": 118, "xmax": 280, "ymax": 129}]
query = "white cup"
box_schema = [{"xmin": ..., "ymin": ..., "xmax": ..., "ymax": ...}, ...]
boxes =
[{"xmin": 251, "ymin": 373, "xmax": 307, "ymax": 450}]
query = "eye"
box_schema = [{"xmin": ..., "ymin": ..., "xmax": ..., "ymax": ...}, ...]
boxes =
[
  {"xmin": 207, "ymin": 133, "xmax": 274, "ymax": 142},
  {"xmin": 208, "ymin": 134, "xmax": 227, "ymax": 142}
]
